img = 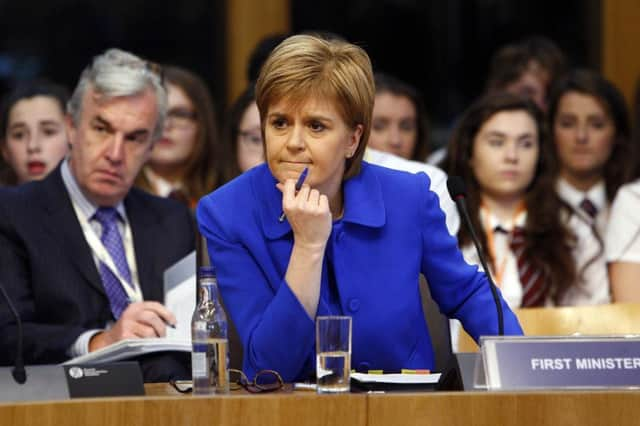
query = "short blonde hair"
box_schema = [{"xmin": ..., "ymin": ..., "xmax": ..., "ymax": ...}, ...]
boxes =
[{"xmin": 255, "ymin": 34, "xmax": 375, "ymax": 179}]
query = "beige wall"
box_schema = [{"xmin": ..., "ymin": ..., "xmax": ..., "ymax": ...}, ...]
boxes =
[
  {"xmin": 602, "ymin": 0, "xmax": 640, "ymax": 108},
  {"xmin": 226, "ymin": 0, "xmax": 291, "ymax": 104}
]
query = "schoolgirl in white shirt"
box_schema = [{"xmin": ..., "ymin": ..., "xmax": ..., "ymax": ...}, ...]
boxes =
[
  {"xmin": 547, "ymin": 69, "xmax": 634, "ymax": 305},
  {"xmin": 443, "ymin": 93, "xmax": 576, "ymax": 309}
]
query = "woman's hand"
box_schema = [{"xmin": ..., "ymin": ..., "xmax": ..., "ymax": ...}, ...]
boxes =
[
  {"xmin": 277, "ymin": 178, "xmax": 332, "ymax": 318},
  {"xmin": 278, "ymin": 179, "xmax": 332, "ymax": 250}
]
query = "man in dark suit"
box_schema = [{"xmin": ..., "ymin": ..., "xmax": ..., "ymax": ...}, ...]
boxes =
[{"xmin": 0, "ymin": 49, "xmax": 195, "ymax": 381}]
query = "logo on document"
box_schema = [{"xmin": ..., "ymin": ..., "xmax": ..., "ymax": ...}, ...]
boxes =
[{"xmin": 68, "ymin": 366, "xmax": 84, "ymax": 379}]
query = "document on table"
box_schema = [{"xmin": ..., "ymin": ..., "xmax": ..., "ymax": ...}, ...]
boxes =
[{"xmin": 64, "ymin": 252, "xmax": 196, "ymax": 365}]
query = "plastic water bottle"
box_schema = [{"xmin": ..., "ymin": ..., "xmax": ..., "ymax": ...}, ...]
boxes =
[{"xmin": 191, "ymin": 265, "xmax": 230, "ymax": 394}]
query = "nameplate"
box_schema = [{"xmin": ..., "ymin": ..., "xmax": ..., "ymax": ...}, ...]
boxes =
[
  {"xmin": 63, "ymin": 361, "xmax": 145, "ymax": 398},
  {"xmin": 480, "ymin": 336, "xmax": 640, "ymax": 390}
]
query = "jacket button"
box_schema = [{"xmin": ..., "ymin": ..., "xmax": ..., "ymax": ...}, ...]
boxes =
[{"xmin": 348, "ymin": 298, "xmax": 360, "ymax": 312}]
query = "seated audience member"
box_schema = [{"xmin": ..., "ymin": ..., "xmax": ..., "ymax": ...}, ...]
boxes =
[
  {"xmin": 0, "ymin": 49, "xmax": 196, "ymax": 382},
  {"xmin": 486, "ymin": 35, "xmax": 568, "ymax": 113},
  {"xmin": 606, "ymin": 178, "xmax": 640, "ymax": 301},
  {"xmin": 548, "ymin": 69, "xmax": 633, "ymax": 305},
  {"xmin": 0, "ymin": 80, "xmax": 70, "ymax": 185},
  {"xmin": 221, "ymin": 84, "xmax": 263, "ymax": 181},
  {"xmin": 136, "ymin": 65, "xmax": 221, "ymax": 209},
  {"xmin": 368, "ymin": 72, "xmax": 430, "ymax": 161},
  {"xmin": 443, "ymin": 93, "xmax": 575, "ymax": 308},
  {"xmin": 197, "ymin": 34, "xmax": 522, "ymax": 382},
  {"xmin": 429, "ymin": 35, "xmax": 568, "ymax": 166}
]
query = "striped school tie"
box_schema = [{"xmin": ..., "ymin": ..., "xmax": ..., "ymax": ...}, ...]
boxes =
[{"xmin": 510, "ymin": 227, "xmax": 548, "ymax": 307}]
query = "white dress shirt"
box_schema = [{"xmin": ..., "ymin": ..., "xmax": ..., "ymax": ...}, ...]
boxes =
[
  {"xmin": 555, "ymin": 177, "xmax": 611, "ymax": 305},
  {"xmin": 606, "ymin": 179, "xmax": 640, "ymax": 263},
  {"xmin": 461, "ymin": 207, "xmax": 527, "ymax": 309},
  {"xmin": 364, "ymin": 147, "xmax": 460, "ymax": 236},
  {"xmin": 144, "ymin": 166, "xmax": 183, "ymax": 197}
]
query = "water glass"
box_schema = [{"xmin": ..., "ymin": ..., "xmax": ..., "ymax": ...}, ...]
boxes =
[{"xmin": 316, "ymin": 316, "xmax": 352, "ymax": 393}]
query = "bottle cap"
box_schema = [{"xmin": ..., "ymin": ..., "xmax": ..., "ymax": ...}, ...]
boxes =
[{"xmin": 199, "ymin": 265, "xmax": 217, "ymax": 278}]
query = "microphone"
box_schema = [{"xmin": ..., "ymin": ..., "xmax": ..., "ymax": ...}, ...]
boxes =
[
  {"xmin": 447, "ymin": 176, "xmax": 504, "ymax": 336},
  {"xmin": 0, "ymin": 282, "xmax": 26, "ymax": 384}
]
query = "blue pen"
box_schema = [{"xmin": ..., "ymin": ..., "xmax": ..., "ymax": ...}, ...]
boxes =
[{"xmin": 278, "ymin": 167, "xmax": 309, "ymax": 222}]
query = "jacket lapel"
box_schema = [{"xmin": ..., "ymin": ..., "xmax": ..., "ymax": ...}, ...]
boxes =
[{"xmin": 39, "ymin": 166, "xmax": 105, "ymax": 296}]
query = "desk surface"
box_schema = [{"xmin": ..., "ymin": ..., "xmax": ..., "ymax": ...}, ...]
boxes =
[{"xmin": 2, "ymin": 385, "xmax": 639, "ymax": 426}]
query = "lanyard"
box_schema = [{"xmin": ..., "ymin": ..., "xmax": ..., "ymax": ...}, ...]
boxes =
[
  {"xmin": 72, "ymin": 202, "xmax": 143, "ymax": 303},
  {"xmin": 480, "ymin": 200, "xmax": 526, "ymax": 288}
]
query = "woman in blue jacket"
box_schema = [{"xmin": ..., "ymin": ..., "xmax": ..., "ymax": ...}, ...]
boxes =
[{"xmin": 197, "ymin": 33, "xmax": 522, "ymax": 382}]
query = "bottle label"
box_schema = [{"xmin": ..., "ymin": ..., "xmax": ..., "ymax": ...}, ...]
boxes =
[{"xmin": 192, "ymin": 352, "xmax": 207, "ymax": 377}]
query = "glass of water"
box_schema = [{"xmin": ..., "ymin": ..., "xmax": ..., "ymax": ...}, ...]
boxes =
[{"xmin": 316, "ymin": 315, "xmax": 352, "ymax": 393}]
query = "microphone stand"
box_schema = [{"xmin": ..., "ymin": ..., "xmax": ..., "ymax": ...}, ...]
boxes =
[
  {"xmin": 455, "ymin": 196, "xmax": 504, "ymax": 336},
  {"xmin": 0, "ymin": 283, "xmax": 26, "ymax": 383}
]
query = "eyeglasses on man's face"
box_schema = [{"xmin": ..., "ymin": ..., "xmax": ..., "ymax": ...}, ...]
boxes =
[{"xmin": 170, "ymin": 369, "xmax": 283, "ymax": 394}]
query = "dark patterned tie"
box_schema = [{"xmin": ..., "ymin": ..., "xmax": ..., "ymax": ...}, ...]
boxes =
[
  {"xmin": 510, "ymin": 227, "xmax": 548, "ymax": 307},
  {"xmin": 579, "ymin": 198, "xmax": 598, "ymax": 219},
  {"xmin": 93, "ymin": 207, "xmax": 133, "ymax": 319}
]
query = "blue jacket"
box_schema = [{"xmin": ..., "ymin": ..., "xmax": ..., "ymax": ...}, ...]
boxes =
[{"xmin": 197, "ymin": 162, "xmax": 522, "ymax": 381}]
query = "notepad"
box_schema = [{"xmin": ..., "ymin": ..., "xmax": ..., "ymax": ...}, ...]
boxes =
[
  {"xmin": 350, "ymin": 372, "xmax": 442, "ymax": 391},
  {"xmin": 64, "ymin": 252, "xmax": 195, "ymax": 365}
]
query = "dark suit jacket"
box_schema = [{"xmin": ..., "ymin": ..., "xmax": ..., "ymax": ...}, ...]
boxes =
[{"xmin": 0, "ymin": 166, "xmax": 195, "ymax": 379}]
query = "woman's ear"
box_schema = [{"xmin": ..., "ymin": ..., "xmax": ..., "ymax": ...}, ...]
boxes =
[{"xmin": 347, "ymin": 124, "xmax": 363, "ymax": 158}]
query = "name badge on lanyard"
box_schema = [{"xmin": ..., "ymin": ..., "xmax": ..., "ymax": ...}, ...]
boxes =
[{"xmin": 76, "ymin": 208, "xmax": 143, "ymax": 303}]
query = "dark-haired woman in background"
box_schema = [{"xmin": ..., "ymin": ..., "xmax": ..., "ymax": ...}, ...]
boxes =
[
  {"xmin": 220, "ymin": 84, "xmax": 263, "ymax": 182},
  {"xmin": 0, "ymin": 80, "xmax": 69, "ymax": 185},
  {"xmin": 549, "ymin": 69, "xmax": 634, "ymax": 305},
  {"xmin": 443, "ymin": 93, "xmax": 575, "ymax": 309},
  {"xmin": 367, "ymin": 72, "xmax": 430, "ymax": 162},
  {"xmin": 136, "ymin": 65, "xmax": 222, "ymax": 208}
]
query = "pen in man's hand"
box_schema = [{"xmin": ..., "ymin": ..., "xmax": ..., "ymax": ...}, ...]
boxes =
[{"xmin": 279, "ymin": 167, "xmax": 309, "ymax": 222}]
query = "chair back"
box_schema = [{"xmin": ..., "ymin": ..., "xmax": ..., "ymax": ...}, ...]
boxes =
[{"xmin": 458, "ymin": 303, "xmax": 640, "ymax": 352}]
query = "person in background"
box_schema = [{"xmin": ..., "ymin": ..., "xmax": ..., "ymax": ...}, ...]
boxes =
[
  {"xmin": 443, "ymin": 93, "xmax": 575, "ymax": 309},
  {"xmin": 549, "ymin": 69, "xmax": 633, "ymax": 305},
  {"xmin": 0, "ymin": 49, "xmax": 195, "ymax": 382},
  {"xmin": 606, "ymin": 177, "xmax": 640, "ymax": 301},
  {"xmin": 429, "ymin": 36, "xmax": 568, "ymax": 166},
  {"xmin": 221, "ymin": 84, "xmax": 263, "ymax": 181},
  {"xmin": 197, "ymin": 34, "xmax": 521, "ymax": 382},
  {"xmin": 485, "ymin": 35, "xmax": 568, "ymax": 113},
  {"xmin": 605, "ymin": 76, "xmax": 640, "ymax": 302},
  {"xmin": 135, "ymin": 65, "xmax": 221, "ymax": 209},
  {"xmin": 368, "ymin": 72, "xmax": 430, "ymax": 162},
  {"xmin": 0, "ymin": 80, "xmax": 70, "ymax": 185}
]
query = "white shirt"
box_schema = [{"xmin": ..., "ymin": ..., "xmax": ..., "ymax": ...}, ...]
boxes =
[
  {"xmin": 555, "ymin": 177, "xmax": 611, "ymax": 305},
  {"xmin": 364, "ymin": 147, "xmax": 460, "ymax": 235},
  {"xmin": 61, "ymin": 158, "xmax": 142, "ymax": 357},
  {"xmin": 144, "ymin": 166, "xmax": 182, "ymax": 197},
  {"xmin": 606, "ymin": 179, "xmax": 640, "ymax": 263},
  {"xmin": 461, "ymin": 208, "xmax": 526, "ymax": 310}
]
